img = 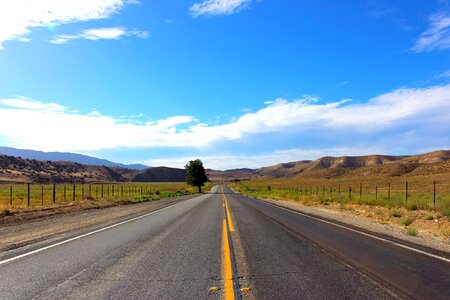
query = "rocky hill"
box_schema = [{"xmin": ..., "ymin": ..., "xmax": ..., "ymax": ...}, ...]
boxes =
[
  {"xmin": 209, "ymin": 150, "xmax": 450, "ymax": 181},
  {"xmin": 0, "ymin": 155, "xmax": 182, "ymax": 183},
  {"xmin": 206, "ymin": 168, "xmax": 254, "ymax": 182},
  {"xmin": 129, "ymin": 167, "xmax": 186, "ymax": 182}
]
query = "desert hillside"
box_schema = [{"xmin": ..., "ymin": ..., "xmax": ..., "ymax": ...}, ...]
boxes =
[
  {"xmin": 128, "ymin": 167, "xmax": 186, "ymax": 182},
  {"xmin": 209, "ymin": 150, "xmax": 450, "ymax": 181},
  {"xmin": 2, "ymin": 150, "xmax": 450, "ymax": 183},
  {"xmin": 0, "ymin": 155, "xmax": 183, "ymax": 183}
]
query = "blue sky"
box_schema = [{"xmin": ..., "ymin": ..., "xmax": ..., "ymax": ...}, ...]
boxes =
[{"xmin": 0, "ymin": 0, "xmax": 450, "ymax": 169}]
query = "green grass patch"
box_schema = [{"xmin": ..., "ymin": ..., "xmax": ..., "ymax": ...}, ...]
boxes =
[
  {"xmin": 400, "ymin": 217, "xmax": 413, "ymax": 226},
  {"xmin": 441, "ymin": 207, "xmax": 450, "ymax": 220},
  {"xmin": 405, "ymin": 227, "xmax": 418, "ymax": 236},
  {"xmin": 405, "ymin": 203, "xmax": 418, "ymax": 211},
  {"xmin": 390, "ymin": 210, "xmax": 402, "ymax": 218}
]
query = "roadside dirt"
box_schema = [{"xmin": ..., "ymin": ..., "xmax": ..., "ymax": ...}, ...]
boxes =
[{"xmin": 0, "ymin": 194, "xmax": 198, "ymax": 252}]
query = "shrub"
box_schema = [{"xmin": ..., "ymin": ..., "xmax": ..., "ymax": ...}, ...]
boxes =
[
  {"xmin": 441, "ymin": 207, "xmax": 450, "ymax": 220},
  {"xmin": 425, "ymin": 215, "xmax": 434, "ymax": 220},
  {"xmin": 390, "ymin": 210, "xmax": 402, "ymax": 218},
  {"xmin": 405, "ymin": 203, "xmax": 418, "ymax": 211},
  {"xmin": 400, "ymin": 217, "xmax": 413, "ymax": 226},
  {"xmin": 406, "ymin": 227, "xmax": 418, "ymax": 236}
]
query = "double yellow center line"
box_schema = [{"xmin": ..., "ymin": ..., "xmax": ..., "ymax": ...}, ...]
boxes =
[{"xmin": 222, "ymin": 187, "xmax": 235, "ymax": 300}]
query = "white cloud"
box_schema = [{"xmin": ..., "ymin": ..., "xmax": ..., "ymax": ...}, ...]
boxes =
[
  {"xmin": 0, "ymin": 84, "xmax": 450, "ymax": 152},
  {"xmin": 190, "ymin": 0, "xmax": 251, "ymax": 17},
  {"xmin": 50, "ymin": 27, "xmax": 148, "ymax": 44},
  {"xmin": 0, "ymin": 0, "xmax": 138, "ymax": 49},
  {"xmin": 412, "ymin": 12, "xmax": 450, "ymax": 52},
  {"xmin": 0, "ymin": 98, "xmax": 65, "ymax": 111}
]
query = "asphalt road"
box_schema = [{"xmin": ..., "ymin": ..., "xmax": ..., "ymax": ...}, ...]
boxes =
[{"xmin": 0, "ymin": 185, "xmax": 449, "ymax": 299}]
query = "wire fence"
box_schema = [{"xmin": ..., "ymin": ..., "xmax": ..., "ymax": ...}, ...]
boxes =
[
  {"xmin": 0, "ymin": 182, "xmax": 192, "ymax": 209},
  {"xmin": 236, "ymin": 180, "xmax": 450, "ymax": 211}
]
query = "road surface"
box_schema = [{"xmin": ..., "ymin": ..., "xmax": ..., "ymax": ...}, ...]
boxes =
[{"xmin": 0, "ymin": 185, "xmax": 448, "ymax": 299}]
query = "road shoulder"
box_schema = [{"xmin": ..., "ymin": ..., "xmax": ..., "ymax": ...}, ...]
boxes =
[
  {"xmin": 0, "ymin": 194, "xmax": 199, "ymax": 253},
  {"xmin": 241, "ymin": 195, "xmax": 450, "ymax": 254}
]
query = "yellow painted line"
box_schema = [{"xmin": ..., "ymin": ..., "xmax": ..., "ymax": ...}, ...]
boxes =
[
  {"xmin": 223, "ymin": 194, "xmax": 235, "ymax": 232},
  {"xmin": 222, "ymin": 218, "xmax": 235, "ymax": 300}
]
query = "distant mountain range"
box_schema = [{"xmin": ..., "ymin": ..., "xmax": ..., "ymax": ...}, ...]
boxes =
[
  {"xmin": 206, "ymin": 150, "xmax": 450, "ymax": 181},
  {"xmin": 0, "ymin": 147, "xmax": 148, "ymax": 170},
  {"xmin": 1, "ymin": 148, "xmax": 449, "ymax": 183}
]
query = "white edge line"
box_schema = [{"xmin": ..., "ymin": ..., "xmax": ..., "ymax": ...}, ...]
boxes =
[
  {"xmin": 259, "ymin": 199, "xmax": 450, "ymax": 263},
  {"xmin": 0, "ymin": 200, "xmax": 188, "ymax": 266}
]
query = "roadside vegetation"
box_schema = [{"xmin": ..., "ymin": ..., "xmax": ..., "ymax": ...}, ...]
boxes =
[
  {"xmin": 231, "ymin": 178, "xmax": 450, "ymax": 240},
  {"xmin": 0, "ymin": 182, "xmax": 212, "ymax": 210}
]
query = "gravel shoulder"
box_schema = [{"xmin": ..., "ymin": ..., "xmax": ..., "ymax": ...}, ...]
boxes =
[
  {"xmin": 258, "ymin": 197, "xmax": 450, "ymax": 254},
  {"xmin": 0, "ymin": 194, "xmax": 199, "ymax": 253},
  {"xmin": 225, "ymin": 183, "xmax": 450, "ymax": 254}
]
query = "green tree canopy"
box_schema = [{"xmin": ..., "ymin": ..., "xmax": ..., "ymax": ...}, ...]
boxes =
[{"xmin": 185, "ymin": 159, "xmax": 208, "ymax": 193}]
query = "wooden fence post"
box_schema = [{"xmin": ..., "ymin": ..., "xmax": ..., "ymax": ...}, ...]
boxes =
[
  {"xmin": 405, "ymin": 181, "xmax": 408, "ymax": 203},
  {"xmin": 375, "ymin": 185, "xmax": 378, "ymax": 201},
  {"xmin": 360, "ymin": 183, "xmax": 362, "ymax": 199},
  {"xmin": 433, "ymin": 180, "xmax": 436, "ymax": 208},
  {"xmin": 64, "ymin": 185, "xmax": 66, "ymax": 201},
  {"xmin": 73, "ymin": 184, "xmax": 76, "ymax": 201},
  {"xmin": 27, "ymin": 183, "xmax": 30, "ymax": 207},
  {"xmin": 10, "ymin": 185, "xmax": 12, "ymax": 207},
  {"xmin": 53, "ymin": 183, "xmax": 56, "ymax": 204},
  {"xmin": 349, "ymin": 186, "xmax": 352, "ymax": 200},
  {"xmin": 101, "ymin": 184, "xmax": 104, "ymax": 198},
  {"xmin": 41, "ymin": 186, "xmax": 44, "ymax": 206},
  {"xmin": 388, "ymin": 182, "xmax": 391, "ymax": 202}
]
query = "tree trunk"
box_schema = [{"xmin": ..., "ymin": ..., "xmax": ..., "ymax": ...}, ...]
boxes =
[{"xmin": 198, "ymin": 185, "xmax": 202, "ymax": 193}]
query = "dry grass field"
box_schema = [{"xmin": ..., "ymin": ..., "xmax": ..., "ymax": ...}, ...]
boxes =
[
  {"xmin": 231, "ymin": 174, "xmax": 450, "ymax": 240},
  {"xmin": 0, "ymin": 182, "xmax": 201, "ymax": 210}
]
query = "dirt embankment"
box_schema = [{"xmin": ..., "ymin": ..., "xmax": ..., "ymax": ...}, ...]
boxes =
[{"xmin": 0, "ymin": 194, "xmax": 198, "ymax": 253}]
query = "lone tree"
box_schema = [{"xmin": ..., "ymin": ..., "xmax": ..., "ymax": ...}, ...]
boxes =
[{"xmin": 185, "ymin": 159, "xmax": 208, "ymax": 193}]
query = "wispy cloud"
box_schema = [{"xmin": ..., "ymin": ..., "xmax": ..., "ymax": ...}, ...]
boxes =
[
  {"xmin": 0, "ymin": 84, "xmax": 449, "ymax": 153},
  {"xmin": 50, "ymin": 27, "xmax": 148, "ymax": 44},
  {"xmin": 434, "ymin": 70, "xmax": 450, "ymax": 79},
  {"xmin": 366, "ymin": 1, "xmax": 412, "ymax": 31},
  {"xmin": 412, "ymin": 12, "xmax": 450, "ymax": 52},
  {"xmin": 190, "ymin": 0, "xmax": 251, "ymax": 18},
  {"xmin": 0, "ymin": 0, "xmax": 138, "ymax": 49}
]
